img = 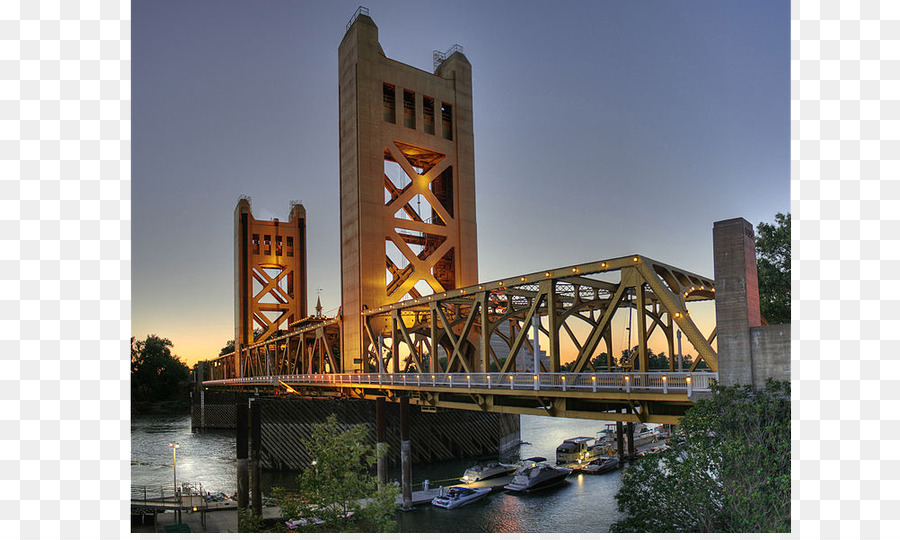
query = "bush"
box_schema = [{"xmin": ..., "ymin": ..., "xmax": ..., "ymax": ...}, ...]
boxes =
[{"xmin": 611, "ymin": 380, "xmax": 790, "ymax": 533}]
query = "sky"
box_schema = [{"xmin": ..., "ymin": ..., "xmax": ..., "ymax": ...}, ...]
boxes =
[{"xmin": 133, "ymin": 1, "xmax": 789, "ymax": 366}]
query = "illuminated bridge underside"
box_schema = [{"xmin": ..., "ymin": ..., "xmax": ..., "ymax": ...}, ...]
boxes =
[
  {"xmin": 205, "ymin": 371, "xmax": 717, "ymax": 424},
  {"xmin": 203, "ymin": 255, "xmax": 718, "ymax": 424}
]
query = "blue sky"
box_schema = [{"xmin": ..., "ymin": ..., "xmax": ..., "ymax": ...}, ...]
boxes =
[{"xmin": 132, "ymin": 1, "xmax": 789, "ymax": 365}]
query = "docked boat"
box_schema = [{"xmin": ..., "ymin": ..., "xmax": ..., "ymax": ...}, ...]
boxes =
[
  {"xmin": 504, "ymin": 462, "xmax": 571, "ymax": 492},
  {"xmin": 460, "ymin": 461, "xmax": 518, "ymax": 483},
  {"xmin": 579, "ymin": 456, "xmax": 619, "ymax": 474},
  {"xmin": 556, "ymin": 436, "xmax": 606, "ymax": 466},
  {"xmin": 431, "ymin": 486, "xmax": 491, "ymax": 509},
  {"xmin": 598, "ymin": 422, "xmax": 661, "ymax": 447}
]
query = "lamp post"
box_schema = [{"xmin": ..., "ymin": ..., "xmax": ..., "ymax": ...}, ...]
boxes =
[{"xmin": 169, "ymin": 442, "xmax": 180, "ymax": 497}]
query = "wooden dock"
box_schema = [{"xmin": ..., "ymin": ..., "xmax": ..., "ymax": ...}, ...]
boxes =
[{"xmin": 397, "ymin": 475, "xmax": 514, "ymax": 506}]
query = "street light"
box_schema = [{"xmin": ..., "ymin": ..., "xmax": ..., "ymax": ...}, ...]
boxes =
[{"xmin": 169, "ymin": 442, "xmax": 180, "ymax": 497}]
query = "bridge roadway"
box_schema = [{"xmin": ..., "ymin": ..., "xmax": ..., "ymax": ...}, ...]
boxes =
[{"xmin": 202, "ymin": 370, "xmax": 717, "ymax": 424}]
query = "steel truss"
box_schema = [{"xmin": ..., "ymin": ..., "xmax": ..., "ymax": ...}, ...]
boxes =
[
  {"xmin": 204, "ymin": 318, "xmax": 343, "ymax": 381},
  {"xmin": 362, "ymin": 254, "xmax": 716, "ymax": 377}
]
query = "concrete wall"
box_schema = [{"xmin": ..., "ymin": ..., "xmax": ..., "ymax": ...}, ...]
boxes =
[
  {"xmin": 258, "ymin": 398, "xmax": 520, "ymax": 470},
  {"xmin": 750, "ymin": 323, "xmax": 791, "ymax": 385},
  {"xmin": 192, "ymin": 391, "xmax": 521, "ymax": 470}
]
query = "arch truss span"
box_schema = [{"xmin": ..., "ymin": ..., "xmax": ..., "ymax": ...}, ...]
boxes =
[{"xmin": 360, "ymin": 255, "xmax": 718, "ymax": 379}]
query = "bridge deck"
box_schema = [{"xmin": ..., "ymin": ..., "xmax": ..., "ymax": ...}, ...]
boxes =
[{"xmin": 202, "ymin": 371, "xmax": 716, "ymax": 424}]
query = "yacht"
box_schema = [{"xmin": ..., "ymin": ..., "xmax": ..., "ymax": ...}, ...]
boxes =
[
  {"xmin": 460, "ymin": 461, "xmax": 518, "ymax": 483},
  {"xmin": 431, "ymin": 486, "xmax": 490, "ymax": 509},
  {"xmin": 504, "ymin": 462, "xmax": 571, "ymax": 492},
  {"xmin": 556, "ymin": 436, "xmax": 605, "ymax": 466}
]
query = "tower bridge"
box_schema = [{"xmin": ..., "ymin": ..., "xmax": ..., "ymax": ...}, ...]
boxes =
[{"xmin": 188, "ymin": 9, "xmax": 789, "ymax": 512}]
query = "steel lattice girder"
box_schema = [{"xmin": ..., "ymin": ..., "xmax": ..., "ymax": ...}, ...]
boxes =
[{"xmin": 361, "ymin": 255, "xmax": 717, "ymax": 375}]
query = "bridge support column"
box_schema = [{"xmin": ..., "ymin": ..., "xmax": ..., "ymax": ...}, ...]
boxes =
[
  {"xmin": 236, "ymin": 401, "xmax": 249, "ymax": 511},
  {"xmin": 400, "ymin": 396, "xmax": 412, "ymax": 511},
  {"xmin": 616, "ymin": 422, "xmax": 624, "ymax": 465},
  {"xmin": 626, "ymin": 422, "xmax": 635, "ymax": 461},
  {"xmin": 376, "ymin": 397, "xmax": 387, "ymax": 486},
  {"xmin": 251, "ymin": 399, "xmax": 262, "ymax": 516}
]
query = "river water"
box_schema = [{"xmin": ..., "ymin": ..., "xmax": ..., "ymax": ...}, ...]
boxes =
[{"xmin": 131, "ymin": 413, "xmax": 625, "ymax": 533}]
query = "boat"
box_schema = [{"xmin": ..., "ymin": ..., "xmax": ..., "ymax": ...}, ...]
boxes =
[
  {"xmin": 507, "ymin": 456, "xmax": 547, "ymax": 476},
  {"xmin": 579, "ymin": 456, "xmax": 619, "ymax": 474},
  {"xmin": 460, "ymin": 461, "xmax": 518, "ymax": 483},
  {"xmin": 431, "ymin": 486, "xmax": 491, "ymax": 509},
  {"xmin": 598, "ymin": 423, "xmax": 661, "ymax": 447},
  {"xmin": 556, "ymin": 436, "xmax": 606, "ymax": 466},
  {"xmin": 504, "ymin": 462, "xmax": 571, "ymax": 492}
]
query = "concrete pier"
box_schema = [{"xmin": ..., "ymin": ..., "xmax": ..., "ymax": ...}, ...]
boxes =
[
  {"xmin": 400, "ymin": 396, "xmax": 412, "ymax": 510},
  {"xmin": 616, "ymin": 421, "xmax": 624, "ymax": 464},
  {"xmin": 250, "ymin": 399, "xmax": 262, "ymax": 516},
  {"xmin": 236, "ymin": 402, "xmax": 249, "ymax": 510},
  {"xmin": 626, "ymin": 422, "xmax": 635, "ymax": 461},
  {"xmin": 376, "ymin": 397, "xmax": 387, "ymax": 485}
]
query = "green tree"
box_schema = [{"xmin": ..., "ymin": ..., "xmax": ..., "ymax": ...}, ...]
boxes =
[
  {"xmin": 611, "ymin": 380, "xmax": 790, "ymax": 533},
  {"xmin": 219, "ymin": 339, "xmax": 235, "ymax": 356},
  {"xmin": 131, "ymin": 335, "xmax": 191, "ymax": 403},
  {"xmin": 756, "ymin": 212, "xmax": 791, "ymax": 324},
  {"xmin": 273, "ymin": 415, "xmax": 399, "ymax": 533}
]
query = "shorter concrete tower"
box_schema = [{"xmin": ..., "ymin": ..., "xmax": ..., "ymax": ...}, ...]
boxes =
[
  {"xmin": 713, "ymin": 217, "xmax": 761, "ymax": 386},
  {"xmin": 234, "ymin": 198, "xmax": 307, "ymax": 374}
]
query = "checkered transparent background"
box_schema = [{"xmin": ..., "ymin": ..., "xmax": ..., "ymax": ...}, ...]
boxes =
[{"xmin": 0, "ymin": 0, "xmax": 892, "ymax": 538}]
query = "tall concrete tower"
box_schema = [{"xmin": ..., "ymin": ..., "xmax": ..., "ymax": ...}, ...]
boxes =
[{"xmin": 339, "ymin": 12, "xmax": 478, "ymax": 369}]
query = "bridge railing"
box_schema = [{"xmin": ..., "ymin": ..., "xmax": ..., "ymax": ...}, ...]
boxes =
[{"xmin": 207, "ymin": 371, "xmax": 717, "ymax": 396}]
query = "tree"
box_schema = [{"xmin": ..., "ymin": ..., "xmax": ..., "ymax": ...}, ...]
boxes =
[
  {"xmin": 611, "ymin": 380, "xmax": 790, "ymax": 533},
  {"xmin": 131, "ymin": 335, "xmax": 191, "ymax": 403},
  {"xmin": 219, "ymin": 339, "xmax": 235, "ymax": 356},
  {"xmin": 756, "ymin": 213, "xmax": 790, "ymax": 324},
  {"xmin": 271, "ymin": 415, "xmax": 399, "ymax": 533}
]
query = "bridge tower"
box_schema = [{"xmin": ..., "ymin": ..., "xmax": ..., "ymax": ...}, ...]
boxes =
[
  {"xmin": 234, "ymin": 198, "xmax": 308, "ymax": 375},
  {"xmin": 339, "ymin": 11, "xmax": 479, "ymax": 370}
]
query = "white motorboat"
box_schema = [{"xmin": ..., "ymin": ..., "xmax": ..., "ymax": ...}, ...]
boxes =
[
  {"xmin": 460, "ymin": 461, "xmax": 518, "ymax": 483},
  {"xmin": 431, "ymin": 486, "xmax": 491, "ymax": 509},
  {"xmin": 579, "ymin": 456, "xmax": 619, "ymax": 474},
  {"xmin": 504, "ymin": 462, "xmax": 571, "ymax": 492}
]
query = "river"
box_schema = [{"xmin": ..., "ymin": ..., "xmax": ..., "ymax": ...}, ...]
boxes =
[{"xmin": 131, "ymin": 413, "xmax": 626, "ymax": 533}]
